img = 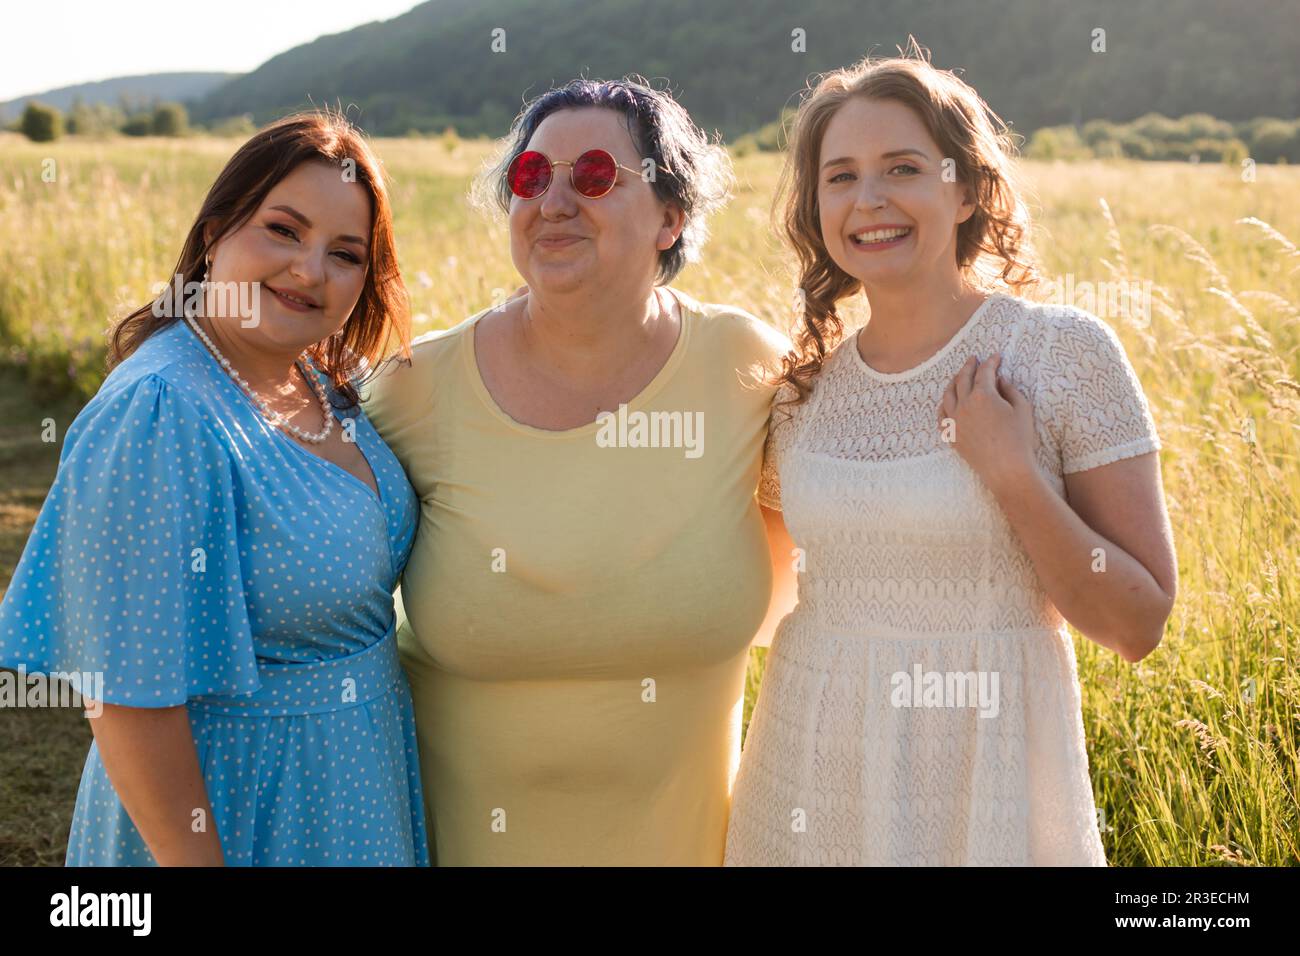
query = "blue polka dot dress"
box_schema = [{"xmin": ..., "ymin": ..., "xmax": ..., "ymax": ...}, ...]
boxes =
[{"xmin": 0, "ymin": 319, "xmax": 431, "ymax": 866}]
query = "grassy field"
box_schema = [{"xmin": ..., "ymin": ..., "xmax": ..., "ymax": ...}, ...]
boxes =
[
  {"xmin": 0, "ymin": 367, "xmax": 91, "ymax": 867},
  {"xmin": 0, "ymin": 132, "xmax": 1296, "ymax": 866}
]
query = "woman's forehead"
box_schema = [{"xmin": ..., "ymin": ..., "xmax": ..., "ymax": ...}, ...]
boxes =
[
  {"xmin": 822, "ymin": 98, "xmax": 934, "ymax": 158},
  {"xmin": 262, "ymin": 162, "xmax": 371, "ymax": 226},
  {"xmin": 529, "ymin": 108, "xmax": 640, "ymax": 160}
]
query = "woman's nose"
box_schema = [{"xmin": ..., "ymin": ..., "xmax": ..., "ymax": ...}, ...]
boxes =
[
  {"xmin": 539, "ymin": 170, "xmax": 579, "ymax": 217},
  {"xmin": 853, "ymin": 177, "xmax": 887, "ymax": 211},
  {"xmin": 289, "ymin": 247, "xmax": 327, "ymax": 285}
]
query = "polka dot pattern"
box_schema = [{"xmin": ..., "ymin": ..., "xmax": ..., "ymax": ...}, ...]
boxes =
[{"xmin": 0, "ymin": 319, "xmax": 430, "ymax": 866}]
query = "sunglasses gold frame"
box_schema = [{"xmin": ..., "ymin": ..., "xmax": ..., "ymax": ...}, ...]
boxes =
[{"xmin": 508, "ymin": 148, "xmax": 647, "ymax": 200}]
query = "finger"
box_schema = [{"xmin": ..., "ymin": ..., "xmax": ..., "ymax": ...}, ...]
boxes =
[
  {"xmin": 1001, "ymin": 380, "xmax": 1030, "ymax": 408},
  {"xmin": 974, "ymin": 353, "xmax": 1001, "ymax": 393},
  {"xmin": 991, "ymin": 363, "xmax": 1021, "ymax": 403},
  {"xmin": 954, "ymin": 356, "xmax": 978, "ymax": 401},
  {"xmin": 939, "ymin": 379, "xmax": 958, "ymax": 421},
  {"xmin": 936, "ymin": 387, "xmax": 952, "ymax": 431}
]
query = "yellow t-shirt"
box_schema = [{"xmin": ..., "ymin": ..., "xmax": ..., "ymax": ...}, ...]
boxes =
[{"xmin": 363, "ymin": 287, "xmax": 790, "ymax": 865}]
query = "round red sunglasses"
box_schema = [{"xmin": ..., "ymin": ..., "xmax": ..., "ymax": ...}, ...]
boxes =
[{"xmin": 508, "ymin": 148, "xmax": 645, "ymax": 200}]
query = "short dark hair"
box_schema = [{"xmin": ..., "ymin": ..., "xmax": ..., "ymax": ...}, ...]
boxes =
[{"xmin": 475, "ymin": 75, "xmax": 734, "ymax": 284}]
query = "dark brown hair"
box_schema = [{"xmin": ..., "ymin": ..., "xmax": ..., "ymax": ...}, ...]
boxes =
[
  {"xmin": 471, "ymin": 75, "xmax": 734, "ymax": 284},
  {"xmin": 108, "ymin": 108, "xmax": 411, "ymax": 407},
  {"xmin": 776, "ymin": 38, "xmax": 1041, "ymax": 409}
]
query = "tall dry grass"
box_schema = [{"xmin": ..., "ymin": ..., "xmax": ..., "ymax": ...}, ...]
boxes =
[{"xmin": 0, "ymin": 135, "xmax": 1296, "ymax": 865}]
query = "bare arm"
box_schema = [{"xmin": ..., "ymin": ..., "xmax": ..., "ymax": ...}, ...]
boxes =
[
  {"xmin": 752, "ymin": 504, "xmax": 800, "ymax": 648},
  {"xmin": 983, "ymin": 453, "xmax": 1176, "ymax": 661},
  {"xmin": 85, "ymin": 702, "xmax": 226, "ymax": 865},
  {"xmin": 941, "ymin": 355, "xmax": 1177, "ymax": 662}
]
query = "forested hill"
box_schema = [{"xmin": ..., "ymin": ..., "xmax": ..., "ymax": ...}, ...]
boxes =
[
  {"xmin": 187, "ymin": 0, "xmax": 1299, "ymax": 138},
  {"xmin": 0, "ymin": 73, "xmax": 236, "ymax": 124}
]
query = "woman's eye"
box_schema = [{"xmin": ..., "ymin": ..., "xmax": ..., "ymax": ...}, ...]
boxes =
[
  {"xmin": 891, "ymin": 164, "xmax": 920, "ymax": 175},
  {"xmin": 269, "ymin": 222, "xmax": 360, "ymax": 264},
  {"xmin": 828, "ymin": 171, "xmax": 854, "ymax": 184}
]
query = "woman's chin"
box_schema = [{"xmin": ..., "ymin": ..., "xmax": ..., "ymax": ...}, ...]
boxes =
[
  {"xmin": 245, "ymin": 316, "xmax": 332, "ymax": 353},
  {"xmin": 526, "ymin": 267, "xmax": 590, "ymax": 297},
  {"xmin": 831, "ymin": 256, "xmax": 913, "ymax": 287}
]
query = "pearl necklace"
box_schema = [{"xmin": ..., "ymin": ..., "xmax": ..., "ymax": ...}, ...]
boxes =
[{"xmin": 184, "ymin": 315, "xmax": 334, "ymax": 443}]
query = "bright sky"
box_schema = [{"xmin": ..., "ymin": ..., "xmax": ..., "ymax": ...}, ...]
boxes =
[{"xmin": 0, "ymin": 0, "xmax": 424, "ymax": 101}]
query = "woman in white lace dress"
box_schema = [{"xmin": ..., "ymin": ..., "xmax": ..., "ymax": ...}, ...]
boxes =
[{"xmin": 725, "ymin": 49, "xmax": 1178, "ymax": 866}]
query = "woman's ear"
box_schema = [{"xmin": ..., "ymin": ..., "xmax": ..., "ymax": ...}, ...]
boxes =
[
  {"xmin": 955, "ymin": 184, "xmax": 977, "ymax": 226},
  {"xmin": 658, "ymin": 203, "xmax": 687, "ymax": 251},
  {"xmin": 201, "ymin": 225, "xmax": 217, "ymax": 267}
]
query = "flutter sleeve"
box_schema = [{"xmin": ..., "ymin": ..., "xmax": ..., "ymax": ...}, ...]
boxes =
[
  {"xmin": 1035, "ymin": 306, "xmax": 1162, "ymax": 474},
  {"xmin": 0, "ymin": 372, "xmax": 259, "ymax": 705}
]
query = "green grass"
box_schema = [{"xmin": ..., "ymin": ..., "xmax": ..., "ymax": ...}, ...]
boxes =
[
  {"xmin": 1, "ymin": 132, "xmax": 1297, "ymax": 866},
  {"xmin": 0, "ymin": 366, "xmax": 92, "ymax": 866}
]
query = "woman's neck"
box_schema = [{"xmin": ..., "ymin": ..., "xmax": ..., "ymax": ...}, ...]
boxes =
[
  {"xmin": 516, "ymin": 284, "xmax": 674, "ymax": 387},
  {"xmin": 191, "ymin": 312, "xmax": 301, "ymax": 395},
  {"xmin": 856, "ymin": 271, "xmax": 986, "ymax": 367}
]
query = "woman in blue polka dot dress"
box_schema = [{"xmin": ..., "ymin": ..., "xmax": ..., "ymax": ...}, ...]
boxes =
[{"xmin": 0, "ymin": 111, "xmax": 430, "ymax": 865}]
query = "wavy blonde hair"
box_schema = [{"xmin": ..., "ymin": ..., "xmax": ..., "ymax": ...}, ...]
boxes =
[{"xmin": 775, "ymin": 38, "xmax": 1041, "ymax": 408}]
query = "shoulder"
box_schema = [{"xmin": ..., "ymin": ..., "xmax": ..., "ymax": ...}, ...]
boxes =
[
  {"xmin": 57, "ymin": 374, "xmax": 235, "ymax": 489},
  {"xmin": 766, "ymin": 377, "xmax": 803, "ymax": 432},
  {"xmin": 412, "ymin": 310, "xmax": 481, "ymax": 363},
  {"xmin": 1009, "ymin": 296, "xmax": 1130, "ymax": 356},
  {"xmin": 361, "ymin": 308, "xmax": 484, "ymax": 433},
  {"xmin": 988, "ymin": 295, "xmax": 1142, "ymax": 392},
  {"xmin": 104, "ymin": 320, "xmax": 231, "ymax": 413},
  {"xmin": 101, "ymin": 319, "xmax": 201, "ymax": 392},
  {"xmin": 370, "ymin": 310, "xmax": 477, "ymax": 389},
  {"xmin": 674, "ymin": 288, "xmax": 792, "ymax": 364},
  {"xmin": 1005, "ymin": 297, "xmax": 1156, "ymax": 442},
  {"xmin": 78, "ymin": 324, "xmax": 226, "ymax": 438},
  {"xmin": 672, "ymin": 289, "xmax": 792, "ymax": 400}
]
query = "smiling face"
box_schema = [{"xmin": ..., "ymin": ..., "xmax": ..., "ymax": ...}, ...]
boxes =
[
  {"xmin": 205, "ymin": 160, "xmax": 372, "ymax": 354},
  {"xmin": 817, "ymin": 96, "xmax": 975, "ymax": 289},
  {"xmin": 508, "ymin": 107, "xmax": 683, "ymax": 297}
]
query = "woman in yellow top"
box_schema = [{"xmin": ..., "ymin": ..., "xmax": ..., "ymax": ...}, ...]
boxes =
[{"xmin": 364, "ymin": 77, "xmax": 798, "ymax": 865}]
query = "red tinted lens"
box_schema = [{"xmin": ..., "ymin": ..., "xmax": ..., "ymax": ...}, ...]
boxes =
[
  {"xmin": 572, "ymin": 149, "xmax": 618, "ymax": 197},
  {"xmin": 509, "ymin": 151, "xmax": 552, "ymax": 198}
]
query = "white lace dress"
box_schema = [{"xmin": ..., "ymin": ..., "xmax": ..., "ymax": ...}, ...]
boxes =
[{"xmin": 724, "ymin": 292, "xmax": 1161, "ymax": 866}]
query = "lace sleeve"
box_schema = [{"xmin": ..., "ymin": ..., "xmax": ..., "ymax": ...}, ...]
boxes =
[
  {"xmin": 1036, "ymin": 306, "xmax": 1161, "ymax": 474},
  {"xmin": 758, "ymin": 382, "xmax": 799, "ymax": 510}
]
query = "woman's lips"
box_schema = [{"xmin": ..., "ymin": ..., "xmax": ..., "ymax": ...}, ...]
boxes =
[
  {"xmin": 848, "ymin": 228, "xmax": 913, "ymax": 252},
  {"xmin": 266, "ymin": 285, "xmax": 319, "ymax": 311},
  {"xmin": 536, "ymin": 235, "xmax": 584, "ymax": 248}
]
